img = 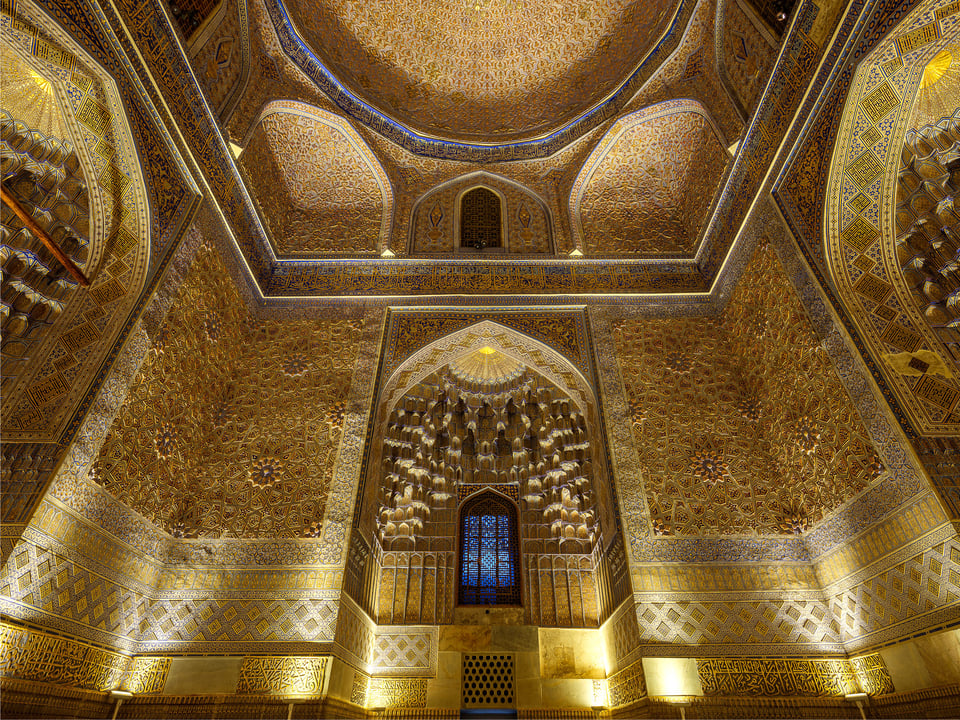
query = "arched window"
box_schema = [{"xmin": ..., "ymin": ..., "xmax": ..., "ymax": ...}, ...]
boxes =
[
  {"xmin": 459, "ymin": 493, "xmax": 520, "ymax": 605},
  {"xmin": 460, "ymin": 187, "xmax": 502, "ymax": 249}
]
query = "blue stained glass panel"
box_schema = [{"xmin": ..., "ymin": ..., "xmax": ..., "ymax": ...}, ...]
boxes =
[{"xmin": 459, "ymin": 495, "xmax": 520, "ymax": 605}]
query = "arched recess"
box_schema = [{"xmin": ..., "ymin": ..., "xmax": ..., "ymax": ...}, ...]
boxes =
[
  {"xmin": 825, "ymin": 0, "xmax": 960, "ymax": 435},
  {"xmin": 409, "ymin": 171, "xmax": 554, "ymax": 255},
  {"xmin": 570, "ymin": 98, "xmax": 729, "ymax": 256},
  {"xmin": 458, "ymin": 490, "xmax": 521, "ymax": 606},
  {"xmin": 1, "ymin": 4, "xmax": 150, "ymax": 443},
  {"xmin": 358, "ymin": 321, "xmax": 617, "ymax": 628},
  {"xmin": 240, "ymin": 100, "xmax": 393, "ymax": 255}
]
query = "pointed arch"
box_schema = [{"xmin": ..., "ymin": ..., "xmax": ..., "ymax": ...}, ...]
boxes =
[
  {"xmin": 458, "ymin": 490, "xmax": 521, "ymax": 606},
  {"xmin": 409, "ymin": 171, "xmax": 554, "ymax": 255}
]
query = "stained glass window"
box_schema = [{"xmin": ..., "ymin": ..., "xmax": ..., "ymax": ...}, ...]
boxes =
[
  {"xmin": 460, "ymin": 187, "xmax": 502, "ymax": 249},
  {"xmin": 459, "ymin": 494, "xmax": 520, "ymax": 605}
]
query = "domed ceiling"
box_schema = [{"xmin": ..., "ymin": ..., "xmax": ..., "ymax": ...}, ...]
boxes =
[{"xmin": 279, "ymin": 0, "xmax": 681, "ymax": 142}]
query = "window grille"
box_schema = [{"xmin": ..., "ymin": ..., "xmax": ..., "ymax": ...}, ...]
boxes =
[
  {"xmin": 460, "ymin": 187, "xmax": 502, "ymax": 249},
  {"xmin": 459, "ymin": 493, "xmax": 520, "ymax": 605}
]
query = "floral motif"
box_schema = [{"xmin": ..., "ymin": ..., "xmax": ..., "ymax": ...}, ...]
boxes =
[
  {"xmin": 779, "ymin": 504, "xmax": 809, "ymax": 535},
  {"xmin": 152, "ymin": 326, "xmax": 167, "ymax": 356},
  {"xmin": 750, "ymin": 309, "xmax": 768, "ymax": 338},
  {"xmin": 690, "ymin": 451, "xmax": 728, "ymax": 484},
  {"xmin": 866, "ymin": 451, "xmax": 885, "ymax": 480},
  {"xmin": 303, "ymin": 520, "xmax": 322, "ymax": 538},
  {"xmin": 204, "ymin": 312, "xmax": 222, "ymax": 341},
  {"xmin": 665, "ymin": 351, "xmax": 693, "ymax": 374},
  {"xmin": 628, "ymin": 397, "xmax": 646, "ymax": 428},
  {"xmin": 249, "ymin": 455, "xmax": 286, "ymax": 487},
  {"xmin": 169, "ymin": 520, "xmax": 199, "ymax": 539},
  {"xmin": 795, "ymin": 416, "xmax": 821, "ymax": 455},
  {"xmin": 736, "ymin": 395, "xmax": 761, "ymax": 421},
  {"xmin": 154, "ymin": 422, "xmax": 178, "ymax": 460},
  {"xmin": 283, "ymin": 353, "xmax": 309, "ymax": 376}
]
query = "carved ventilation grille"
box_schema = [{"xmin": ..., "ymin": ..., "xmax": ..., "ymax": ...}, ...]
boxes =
[
  {"xmin": 462, "ymin": 654, "xmax": 515, "ymax": 707},
  {"xmin": 461, "ymin": 187, "xmax": 501, "ymax": 249},
  {"xmin": 1, "ymin": 111, "xmax": 89, "ymax": 399},
  {"xmin": 896, "ymin": 111, "xmax": 960, "ymax": 361},
  {"xmin": 377, "ymin": 357, "xmax": 598, "ymax": 554},
  {"xmin": 459, "ymin": 493, "xmax": 520, "ymax": 605}
]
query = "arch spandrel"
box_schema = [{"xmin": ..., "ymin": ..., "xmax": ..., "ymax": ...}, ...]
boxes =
[{"xmin": 825, "ymin": 0, "xmax": 960, "ymax": 435}]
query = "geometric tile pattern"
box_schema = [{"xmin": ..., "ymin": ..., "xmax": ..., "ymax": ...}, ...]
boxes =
[
  {"xmin": 242, "ymin": 103, "xmax": 391, "ymax": 254},
  {"xmin": 334, "ymin": 598, "xmax": 375, "ymax": 670},
  {"xmin": 0, "ymin": 540, "xmax": 148, "ymax": 643},
  {"xmin": 573, "ymin": 101, "xmax": 728, "ymax": 255},
  {"xmin": 137, "ymin": 597, "xmax": 338, "ymax": 646},
  {"xmin": 635, "ymin": 599, "xmax": 844, "ymax": 653},
  {"xmin": 92, "ymin": 246, "xmax": 364, "ymax": 539},
  {"xmin": 614, "ymin": 244, "xmax": 882, "ymax": 536},
  {"xmin": 371, "ymin": 632, "xmax": 433, "ymax": 674},
  {"xmin": 826, "ymin": 537, "xmax": 960, "ymax": 648}
]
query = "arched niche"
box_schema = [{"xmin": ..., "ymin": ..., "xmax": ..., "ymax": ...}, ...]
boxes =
[
  {"xmin": 360, "ymin": 321, "xmax": 616, "ymax": 627},
  {"xmin": 570, "ymin": 98, "xmax": 729, "ymax": 256},
  {"xmin": 1, "ymin": 3, "xmax": 150, "ymax": 443},
  {"xmin": 409, "ymin": 172, "xmax": 554, "ymax": 255},
  {"xmin": 825, "ymin": 0, "xmax": 960, "ymax": 435},
  {"xmin": 240, "ymin": 100, "xmax": 393, "ymax": 255}
]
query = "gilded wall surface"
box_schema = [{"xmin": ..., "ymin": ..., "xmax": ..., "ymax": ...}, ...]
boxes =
[
  {"xmin": 613, "ymin": 242, "xmax": 882, "ymax": 535},
  {"xmin": 720, "ymin": 0, "xmax": 777, "ymax": 117},
  {"xmin": 189, "ymin": 0, "xmax": 249, "ymax": 120},
  {"xmin": 281, "ymin": 0, "xmax": 677, "ymax": 140},
  {"xmin": 241, "ymin": 103, "xmax": 391, "ymax": 254},
  {"xmin": 1, "ymin": 4, "xmax": 151, "ymax": 442},
  {"xmin": 410, "ymin": 174, "xmax": 551, "ymax": 255},
  {"xmin": 573, "ymin": 102, "xmax": 728, "ymax": 255},
  {"xmin": 93, "ymin": 244, "xmax": 364, "ymax": 538}
]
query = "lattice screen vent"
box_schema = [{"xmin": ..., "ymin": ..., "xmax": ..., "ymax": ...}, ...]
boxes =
[{"xmin": 462, "ymin": 653, "xmax": 515, "ymax": 706}]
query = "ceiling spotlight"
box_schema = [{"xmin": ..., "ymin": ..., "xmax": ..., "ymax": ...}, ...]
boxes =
[{"xmin": 776, "ymin": 11, "xmax": 787, "ymax": 21}]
